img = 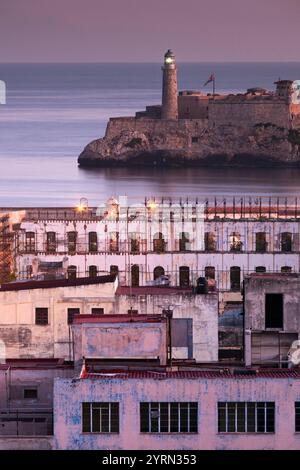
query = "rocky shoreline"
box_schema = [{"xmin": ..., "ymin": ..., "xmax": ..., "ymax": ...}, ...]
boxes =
[{"xmin": 78, "ymin": 124, "xmax": 300, "ymax": 168}]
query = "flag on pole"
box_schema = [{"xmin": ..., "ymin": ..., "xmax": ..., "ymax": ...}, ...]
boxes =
[{"xmin": 203, "ymin": 73, "xmax": 215, "ymax": 87}]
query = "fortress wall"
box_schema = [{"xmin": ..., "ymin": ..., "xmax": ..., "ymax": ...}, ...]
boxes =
[
  {"xmin": 105, "ymin": 117, "xmax": 208, "ymax": 140},
  {"xmin": 178, "ymin": 95, "xmax": 210, "ymax": 119},
  {"xmin": 208, "ymin": 99, "xmax": 291, "ymax": 129}
]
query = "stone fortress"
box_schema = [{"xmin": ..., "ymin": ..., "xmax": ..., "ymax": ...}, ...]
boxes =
[{"xmin": 78, "ymin": 50, "xmax": 300, "ymax": 167}]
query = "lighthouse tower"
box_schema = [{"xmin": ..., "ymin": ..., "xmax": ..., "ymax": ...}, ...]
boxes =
[{"xmin": 161, "ymin": 50, "xmax": 178, "ymax": 120}]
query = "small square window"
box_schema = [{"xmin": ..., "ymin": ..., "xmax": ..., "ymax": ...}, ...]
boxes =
[
  {"xmin": 192, "ymin": 136, "xmax": 199, "ymax": 143},
  {"xmin": 24, "ymin": 388, "xmax": 38, "ymax": 400},
  {"xmin": 91, "ymin": 308, "xmax": 104, "ymax": 315},
  {"xmin": 35, "ymin": 308, "xmax": 48, "ymax": 325}
]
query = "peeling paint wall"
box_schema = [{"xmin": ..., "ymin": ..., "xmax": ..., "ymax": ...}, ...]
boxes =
[
  {"xmin": 244, "ymin": 275, "xmax": 300, "ymax": 366},
  {"xmin": 0, "ymin": 281, "xmax": 117, "ymax": 359},
  {"xmin": 73, "ymin": 321, "xmax": 167, "ymax": 365},
  {"xmin": 116, "ymin": 293, "xmax": 218, "ymax": 362},
  {"xmin": 53, "ymin": 376, "xmax": 300, "ymax": 450}
]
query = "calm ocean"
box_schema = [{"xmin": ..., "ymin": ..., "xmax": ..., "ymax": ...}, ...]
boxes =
[{"xmin": 0, "ymin": 62, "xmax": 300, "ymax": 206}]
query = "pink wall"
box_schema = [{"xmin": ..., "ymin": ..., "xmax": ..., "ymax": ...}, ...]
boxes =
[{"xmin": 54, "ymin": 376, "xmax": 300, "ymax": 450}]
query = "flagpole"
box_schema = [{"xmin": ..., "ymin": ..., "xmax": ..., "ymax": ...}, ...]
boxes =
[{"xmin": 213, "ymin": 77, "xmax": 215, "ymax": 97}]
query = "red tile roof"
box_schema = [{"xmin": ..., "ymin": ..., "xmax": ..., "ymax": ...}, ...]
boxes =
[
  {"xmin": 82, "ymin": 368, "xmax": 300, "ymax": 380},
  {"xmin": 0, "ymin": 274, "xmax": 117, "ymax": 292}
]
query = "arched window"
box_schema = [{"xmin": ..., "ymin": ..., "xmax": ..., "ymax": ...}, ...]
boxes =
[
  {"xmin": 230, "ymin": 266, "xmax": 241, "ymax": 291},
  {"xmin": 109, "ymin": 232, "xmax": 119, "ymax": 252},
  {"xmin": 46, "ymin": 232, "xmax": 56, "ymax": 253},
  {"xmin": 130, "ymin": 233, "xmax": 140, "ymax": 253},
  {"xmin": 88, "ymin": 232, "xmax": 98, "ymax": 253},
  {"xmin": 110, "ymin": 265, "xmax": 119, "ymax": 276},
  {"xmin": 25, "ymin": 232, "xmax": 35, "ymax": 253},
  {"xmin": 281, "ymin": 232, "xmax": 292, "ymax": 252},
  {"xmin": 255, "ymin": 266, "xmax": 266, "ymax": 273},
  {"xmin": 131, "ymin": 264, "xmax": 139, "ymax": 287},
  {"xmin": 229, "ymin": 233, "xmax": 242, "ymax": 252},
  {"xmin": 154, "ymin": 266, "xmax": 165, "ymax": 280},
  {"xmin": 67, "ymin": 231, "xmax": 77, "ymax": 254},
  {"xmin": 67, "ymin": 265, "xmax": 77, "ymax": 280},
  {"xmin": 179, "ymin": 232, "xmax": 190, "ymax": 252},
  {"xmin": 255, "ymin": 232, "xmax": 267, "ymax": 252},
  {"xmin": 153, "ymin": 233, "xmax": 165, "ymax": 253},
  {"xmin": 89, "ymin": 265, "xmax": 97, "ymax": 278},
  {"xmin": 204, "ymin": 232, "xmax": 216, "ymax": 252},
  {"xmin": 179, "ymin": 266, "xmax": 190, "ymax": 287},
  {"xmin": 281, "ymin": 266, "xmax": 292, "ymax": 273}
]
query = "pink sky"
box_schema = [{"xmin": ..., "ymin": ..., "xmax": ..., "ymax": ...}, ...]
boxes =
[{"xmin": 0, "ymin": 0, "xmax": 299, "ymax": 62}]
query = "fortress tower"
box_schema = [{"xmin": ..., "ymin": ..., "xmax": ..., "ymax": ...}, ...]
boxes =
[{"xmin": 161, "ymin": 50, "xmax": 178, "ymax": 120}]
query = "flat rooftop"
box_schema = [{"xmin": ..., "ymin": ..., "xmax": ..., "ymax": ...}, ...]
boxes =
[
  {"xmin": 73, "ymin": 313, "xmax": 167, "ymax": 324},
  {"xmin": 0, "ymin": 274, "xmax": 117, "ymax": 292}
]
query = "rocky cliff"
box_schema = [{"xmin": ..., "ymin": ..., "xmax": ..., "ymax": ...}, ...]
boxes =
[{"xmin": 78, "ymin": 120, "xmax": 300, "ymax": 168}]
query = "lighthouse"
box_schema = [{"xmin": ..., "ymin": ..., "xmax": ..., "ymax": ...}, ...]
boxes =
[{"xmin": 161, "ymin": 50, "xmax": 178, "ymax": 120}]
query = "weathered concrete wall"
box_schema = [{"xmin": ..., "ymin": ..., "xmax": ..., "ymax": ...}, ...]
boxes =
[
  {"xmin": 209, "ymin": 98, "xmax": 291, "ymax": 129},
  {"xmin": 0, "ymin": 281, "xmax": 117, "ymax": 359},
  {"xmin": 178, "ymin": 94, "xmax": 210, "ymax": 119},
  {"xmin": 244, "ymin": 275, "xmax": 300, "ymax": 332},
  {"xmin": 73, "ymin": 320, "xmax": 167, "ymax": 364},
  {"xmin": 116, "ymin": 292, "xmax": 218, "ymax": 362},
  {"xmin": 0, "ymin": 436, "xmax": 53, "ymax": 450},
  {"xmin": 16, "ymin": 217, "xmax": 300, "ymax": 291},
  {"xmin": 54, "ymin": 376, "xmax": 300, "ymax": 450},
  {"xmin": 105, "ymin": 117, "xmax": 208, "ymax": 143}
]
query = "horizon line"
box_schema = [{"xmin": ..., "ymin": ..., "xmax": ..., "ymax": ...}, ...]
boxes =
[{"xmin": 1, "ymin": 60, "xmax": 300, "ymax": 65}]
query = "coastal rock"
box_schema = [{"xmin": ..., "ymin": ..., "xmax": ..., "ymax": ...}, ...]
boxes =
[{"xmin": 78, "ymin": 121, "xmax": 300, "ymax": 167}]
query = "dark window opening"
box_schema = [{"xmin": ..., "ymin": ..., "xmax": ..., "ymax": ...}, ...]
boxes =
[
  {"xmin": 131, "ymin": 264, "xmax": 139, "ymax": 287},
  {"xmin": 281, "ymin": 232, "xmax": 292, "ymax": 252},
  {"xmin": 68, "ymin": 308, "xmax": 80, "ymax": 324},
  {"xmin": 153, "ymin": 233, "xmax": 165, "ymax": 253},
  {"xmin": 25, "ymin": 232, "xmax": 35, "ymax": 253},
  {"xmin": 67, "ymin": 265, "xmax": 77, "ymax": 280},
  {"xmin": 67, "ymin": 231, "xmax": 77, "ymax": 254},
  {"xmin": 295, "ymin": 402, "xmax": 300, "ymax": 432},
  {"xmin": 179, "ymin": 266, "xmax": 190, "ymax": 287},
  {"xmin": 89, "ymin": 265, "xmax": 97, "ymax": 278},
  {"xmin": 153, "ymin": 266, "xmax": 165, "ymax": 280},
  {"xmin": 23, "ymin": 388, "xmax": 38, "ymax": 400},
  {"xmin": 281, "ymin": 266, "xmax": 292, "ymax": 273},
  {"xmin": 179, "ymin": 232, "xmax": 190, "ymax": 252},
  {"xmin": 91, "ymin": 308, "xmax": 104, "ymax": 315},
  {"xmin": 110, "ymin": 265, "xmax": 119, "ymax": 276},
  {"xmin": 255, "ymin": 266, "xmax": 266, "ymax": 273},
  {"xmin": 256, "ymin": 232, "xmax": 268, "ymax": 253},
  {"xmin": 82, "ymin": 402, "xmax": 119, "ymax": 433},
  {"xmin": 265, "ymin": 293, "xmax": 283, "ymax": 329},
  {"xmin": 218, "ymin": 402, "xmax": 275, "ymax": 433},
  {"xmin": 192, "ymin": 136, "xmax": 199, "ymax": 143},
  {"xmin": 230, "ymin": 266, "xmax": 241, "ymax": 291},
  {"xmin": 35, "ymin": 308, "xmax": 48, "ymax": 325},
  {"xmin": 140, "ymin": 402, "xmax": 198, "ymax": 433},
  {"xmin": 88, "ymin": 232, "xmax": 98, "ymax": 253},
  {"xmin": 46, "ymin": 232, "xmax": 56, "ymax": 253}
]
